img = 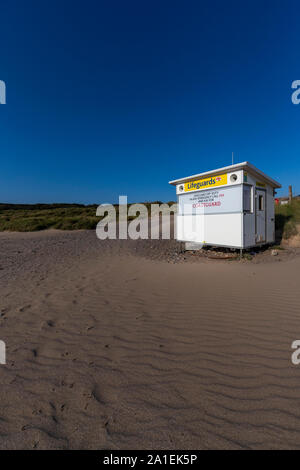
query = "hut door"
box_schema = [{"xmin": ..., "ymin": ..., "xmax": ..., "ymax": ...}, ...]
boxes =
[{"xmin": 255, "ymin": 189, "xmax": 266, "ymax": 243}]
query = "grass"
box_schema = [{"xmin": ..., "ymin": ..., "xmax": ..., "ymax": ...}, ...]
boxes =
[
  {"xmin": 242, "ymin": 253, "xmax": 253, "ymax": 261},
  {"xmin": 275, "ymin": 199, "xmax": 300, "ymax": 240},
  {"xmin": 0, "ymin": 205, "xmax": 100, "ymax": 231},
  {"xmin": 0, "ymin": 202, "xmax": 176, "ymax": 231},
  {"xmin": 1, "ymin": 200, "xmax": 299, "ymax": 236}
]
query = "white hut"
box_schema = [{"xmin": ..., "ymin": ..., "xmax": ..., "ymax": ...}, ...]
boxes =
[{"xmin": 169, "ymin": 162, "xmax": 281, "ymax": 249}]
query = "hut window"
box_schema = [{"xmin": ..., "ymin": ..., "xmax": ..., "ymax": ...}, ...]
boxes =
[{"xmin": 243, "ymin": 185, "xmax": 252, "ymax": 212}]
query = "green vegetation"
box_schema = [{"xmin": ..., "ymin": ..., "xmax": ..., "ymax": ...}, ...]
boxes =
[
  {"xmin": 3, "ymin": 199, "xmax": 298, "ymax": 235},
  {"xmin": 0, "ymin": 204, "xmax": 100, "ymax": 231},
  {"xmin": 0, "ymin": 202, "xmax": 176, "ymax": 231},
  {"xmin": 275, "ymin": 199, "xmax": 300, "ymax": 240}
]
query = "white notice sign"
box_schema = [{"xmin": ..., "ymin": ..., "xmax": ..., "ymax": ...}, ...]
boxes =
[{"xmin": 178, "ymin": 185, "xmax": 242, "ymax": 215}]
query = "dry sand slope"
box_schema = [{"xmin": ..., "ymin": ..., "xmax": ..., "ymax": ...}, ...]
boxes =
[{"xmin": 0, "ymin": 230, "xmax": 300, "ymax": 449}]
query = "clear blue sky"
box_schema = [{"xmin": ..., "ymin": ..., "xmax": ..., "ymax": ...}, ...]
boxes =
[{"xmin": 1, "ymin": 0, "xmax": 299, "ymax": 203}]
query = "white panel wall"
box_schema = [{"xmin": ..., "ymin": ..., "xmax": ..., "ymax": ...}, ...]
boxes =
[
  {"xmin": 243, "ymin": 212, "xmax": 255, "ymax": 248},
  {"xmin": 175, "ymin": 169, "xmax": 276, "ymax": 248},
  {"xmin": 242, "ymin": 170, "xmax": 275, "ymax": 246},
  {"xmin": 177, "ymin": 213, "xmax": 243, "ymax": 248},
  {"xmin": 266, "ymin": 185, "xmax": 275, "ymax": 243}
]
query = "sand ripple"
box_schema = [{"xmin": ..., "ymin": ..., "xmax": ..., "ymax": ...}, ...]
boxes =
[{"xmin": 0, "ymin": 231, "xmax": 300, "ymax": 449}]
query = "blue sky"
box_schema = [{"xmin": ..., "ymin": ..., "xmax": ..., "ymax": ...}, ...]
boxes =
[{"xmin": 0, "ymin": 0, "xmax": 299, "ymax": 203}]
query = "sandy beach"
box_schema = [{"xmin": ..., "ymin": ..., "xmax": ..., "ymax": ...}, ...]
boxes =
[{"xmin": 0, "ymin": 230, "xmax": 300, "ymax": 449}]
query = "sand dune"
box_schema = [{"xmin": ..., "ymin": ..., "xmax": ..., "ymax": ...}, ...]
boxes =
[{"xmin": 0, "ymin": 230, "xmax": 300, "ymax": 449}]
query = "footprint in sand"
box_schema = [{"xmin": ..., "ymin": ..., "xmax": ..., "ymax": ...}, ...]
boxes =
[
  {"xmin": 0, "ymin": 308, "xmax": 8, "ymax": 318},
  {"xmin": 19, "ymin": 305, "xmax": 31, "ymax": 312}
]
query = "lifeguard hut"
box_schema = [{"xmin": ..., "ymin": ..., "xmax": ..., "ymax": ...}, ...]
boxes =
[{"xmin": 169, "ymin": 162, "xmax": 281, "ymax": 249}]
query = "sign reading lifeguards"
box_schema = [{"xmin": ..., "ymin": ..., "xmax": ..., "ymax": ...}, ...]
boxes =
[{"xmin": 184, "ymin": 173, "xmax": 227, "ymax": 192}]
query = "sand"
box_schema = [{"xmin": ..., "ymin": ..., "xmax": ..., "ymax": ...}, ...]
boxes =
[{"xmin": 0, "ymin": 230, "xmax": 300, "ymax": 449}]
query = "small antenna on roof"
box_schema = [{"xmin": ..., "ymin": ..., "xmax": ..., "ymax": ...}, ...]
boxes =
[{"xmin": 232, "ymin": 152, "xmax": 234, "ymax": 165}]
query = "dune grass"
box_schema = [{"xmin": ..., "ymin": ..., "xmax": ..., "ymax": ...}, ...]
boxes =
[
  {"xmin": 0, "ymin": 204, "xmax": 101, "ymax": 231},
  {"xmin": 2, "ymin": 200, "xmax": 298, "ymax": 236},
  {"xmin": 275, "ymin": 199, "xmax": 300, "ymax": 239},
  {"xmin": 0, "ymin": 202, "xmax": 175, "ymax": 231}
]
